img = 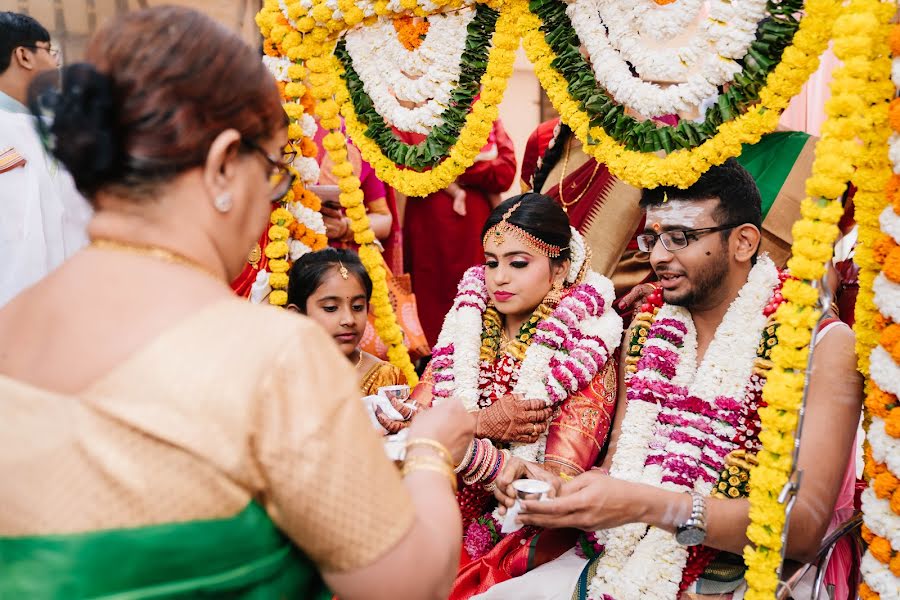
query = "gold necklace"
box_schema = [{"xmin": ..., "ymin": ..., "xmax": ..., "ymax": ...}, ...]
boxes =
[
  {"xmin": 90, "ymin": 239, "xmax": 224, "ymax": 282},
  {"xmin": 558, "ymin": 137, "xmax": 601, "ymax": 212},
  {"xmin": 352, "ymin": 348, "xmax": 364, "ymax": 368}
]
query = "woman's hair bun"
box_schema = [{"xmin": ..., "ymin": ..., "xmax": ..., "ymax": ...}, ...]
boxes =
[{"xmin": 28, "ymin": 63, "xmax": 121, "ymax": 196}]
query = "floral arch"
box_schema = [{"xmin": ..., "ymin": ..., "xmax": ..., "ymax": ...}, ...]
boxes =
[{"xmin": 253, "ymin": 0, "xmax": 900, "ymax": 596}]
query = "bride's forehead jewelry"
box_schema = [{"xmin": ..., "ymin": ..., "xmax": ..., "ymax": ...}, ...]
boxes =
[
  {"xmin": 338, "ymin": 261, "xmax": 349, "ymax": 280},
  {"xmin": 663, "ymin": 191, "xmax": 669, "ymax": 203},
  {"xmin": 482, "ymin": 201, "xmax": 567, "ymax": 258},
  {"xmin": 652, "ymin": 222, "xmax": 662, "ymax": 232}
]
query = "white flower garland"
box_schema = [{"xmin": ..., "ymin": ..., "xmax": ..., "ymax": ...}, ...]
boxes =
[
  {"xmin": 588, "ymin": 255, "xmax": 779, "ymax": 600},
  {"xmin": 861, "ymin": 551, "xmax": 900, "ymax": 600},
  {"xmin": 565, "ymin": 0, "xmax": 768, "ymax": 117},
  {"xmin": 343, "ymin": 10, "xmax": 474, "ymax": 134}
]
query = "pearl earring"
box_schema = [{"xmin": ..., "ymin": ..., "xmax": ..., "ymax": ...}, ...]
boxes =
[{"xmin": 213, "ymin": 192, "xmax": 233, "ymax": 213}]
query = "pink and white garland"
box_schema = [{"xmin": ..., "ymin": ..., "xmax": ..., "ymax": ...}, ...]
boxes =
[
  {"xmin": 587, "ymin": 255, "xmax": 779, "ymax": 600},
  {"xmin": 431, "ymin": 229, "xmax": 623, "ymax": 462}
]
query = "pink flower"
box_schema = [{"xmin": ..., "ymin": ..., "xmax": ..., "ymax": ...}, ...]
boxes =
[{"xmin": 463, "ymin": 517, "xmax": 499, "ymax": 559}]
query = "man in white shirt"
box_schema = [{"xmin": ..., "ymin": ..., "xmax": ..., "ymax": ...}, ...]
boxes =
[{"xmin": 0, "ymin": 12, "xmax": 91, "ymax": 306}]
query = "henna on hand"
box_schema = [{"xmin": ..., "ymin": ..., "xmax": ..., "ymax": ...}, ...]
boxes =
[{"xmin": 475, "ymin": 395, "xmax": 553, "ymax": 443}]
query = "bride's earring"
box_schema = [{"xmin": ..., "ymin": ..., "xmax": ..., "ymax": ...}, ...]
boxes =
[
  {"xmin": 213, "ymin": 191, "xmax": 233, "ymax": 213},
  {"xmin": 545, "ymin": 281, "xmax": 563, "ymax": 307}
]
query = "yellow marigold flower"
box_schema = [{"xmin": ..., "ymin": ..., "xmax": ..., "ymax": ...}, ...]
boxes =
[
  {"xmin": 310, "ymin": 3, "xmax": 332, "ymax": 22},
  {"xmin": 264, "ymin": 240, "xmax": 289, "ymax": 259},
  {"xmin": 269, "ymin": 272, "xmax": 289, "ymax": 290},
  {"xmin": 270, "ymin": 208, "xmax": 295, "ymax": 227},
  {"xmin": 269, "ymin": 290, "xmax": 288, "ymax": 306},
  {"xmin": 330, "ymin": 162, "xmax": 354, "ymax": 178},
  {"xmin": 284, "ymin": 82, "xmax": 306, "ymax": 99},
  {"xmin": 268, "ymin": 225, "xmax": 290, "ymax": 242},
  {"xmin": 268, "ymin": 259, "xmax": 290, "ymax": 274}
]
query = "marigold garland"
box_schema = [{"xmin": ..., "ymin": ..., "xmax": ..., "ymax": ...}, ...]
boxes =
[
  {"xmin": 520, "ymin": 0, "xmax": 841, "ymax": 189},
  {"xmin": 307, "ymin": 46, "xmax": 419, "ymax": 385},
  {"xmin": 856, "ymin": 8, "xmax": 900, "ymax": 600},
  {"xmin": 338, "ymin": 0, "xmax": 520, "ymax": 197},
  {"xmin": 257, "ymin": 0, "xmax": 419, "ymax": 381},
  {"xmin": 743, "ymin": 2, "xmax": 893, "ymax": 597}
]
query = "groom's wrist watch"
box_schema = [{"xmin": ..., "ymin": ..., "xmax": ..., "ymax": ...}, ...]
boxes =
[{"xmin": 675, "ymin": 492, "xmax": 708, "ymax": 546}]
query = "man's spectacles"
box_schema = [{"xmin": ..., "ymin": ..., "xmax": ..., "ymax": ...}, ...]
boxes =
[
  {"xmin": 242, "ymin": 139, "xmax": 297, "ymax": 201},
  {"xmin": 636, "ymin": 223, "xmax": 744, "ymax": 253},
  {"xmin": 21, "ymin": 44, "xmax": 62, "ymax": 63}
]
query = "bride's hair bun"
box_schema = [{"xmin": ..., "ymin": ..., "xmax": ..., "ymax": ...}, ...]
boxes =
[{"xmin": 29, "ymin": 63, "xmax": 120, "ymax": 197}]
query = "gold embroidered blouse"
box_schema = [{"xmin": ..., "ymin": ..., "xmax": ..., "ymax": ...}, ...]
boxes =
[{"xmin": 0, "ymin": 300, "xmax": 413, "ymax": 573}]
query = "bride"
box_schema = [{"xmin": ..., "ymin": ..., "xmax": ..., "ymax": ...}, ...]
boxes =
[{"xmin": 409, "ymin": 193, "xmax": 624, "ymax": 598}]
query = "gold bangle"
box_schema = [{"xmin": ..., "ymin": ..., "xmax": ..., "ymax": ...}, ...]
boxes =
[
  {"xmin": 402, "ymin": 459, "xmax": 457, "ymax": 492},
  {"xmin": 405, "ymin": 438, "xmax": 453, "ymax": 466}
]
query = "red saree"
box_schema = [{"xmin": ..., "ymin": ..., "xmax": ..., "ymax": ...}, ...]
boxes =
[
  {"xmin": 413, "ymin": 360, "xmax": 618, "ymax": 600},
  {"xmin": 402, "ymin": 120, "xmax": 517, "ymax": 347}
]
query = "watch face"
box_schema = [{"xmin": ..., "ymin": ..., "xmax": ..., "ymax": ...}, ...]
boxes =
[{"xmin": 675, "ymin": 525, "xmax": 706, "ymax": 546}]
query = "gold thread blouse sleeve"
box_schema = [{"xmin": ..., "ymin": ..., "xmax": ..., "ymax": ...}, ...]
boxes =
[{"xmin": 253, "ymin": 320, "xmax": 414, "ymax": 573}]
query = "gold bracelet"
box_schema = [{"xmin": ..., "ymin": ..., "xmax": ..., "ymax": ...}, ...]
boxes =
[
  {"xmin": 405, "ymin": 438, "xmax": 453, "ymax": 466},
  {"xmin": 402, "ymin": 458, "xmax": 457, "ymax": 492}
]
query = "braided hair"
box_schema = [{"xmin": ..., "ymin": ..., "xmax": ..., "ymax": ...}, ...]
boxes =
[{"xmin": 530, "ymin": 122, "xmax": 572, "ymax": 194}]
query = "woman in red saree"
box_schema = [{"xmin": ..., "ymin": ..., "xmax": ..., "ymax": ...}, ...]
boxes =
[
  {"xmin": 408, "ymin": 194, "xmax": 624, "ymax": 599},
  {"xmin": 402, "ymin": 119, "xmax": 517, "ymax": 347}
]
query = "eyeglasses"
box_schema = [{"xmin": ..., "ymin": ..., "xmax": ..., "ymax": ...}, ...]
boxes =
[
  {"xmin": 21, "ymin": 44, "xmax": 62, "ymax": 63},
  {"xmin": 242, "ymin": 139, "xmax": 297, "ymax": 201},
  {"xmin": 636, "ymin": 223, "xmax": 744, "ymax": 253}
]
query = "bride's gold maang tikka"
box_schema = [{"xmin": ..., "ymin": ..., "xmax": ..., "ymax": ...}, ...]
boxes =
[{"xmin": 482, "ymin": 201, "xmax": 566, "ymax": 258}]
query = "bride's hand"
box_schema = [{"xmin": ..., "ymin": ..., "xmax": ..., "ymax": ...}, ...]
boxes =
[
  {"xmin": 475, "ymin": 394, "xmax": 554, "ymax": 444},
  {"xmin": 493, "ymin": 456, "xmax": 563, "ymax": 514}
]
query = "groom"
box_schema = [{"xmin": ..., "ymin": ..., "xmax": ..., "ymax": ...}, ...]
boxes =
[{"xmin": 487, "ymin": 159, "xmax": 862, "ymax": 599}]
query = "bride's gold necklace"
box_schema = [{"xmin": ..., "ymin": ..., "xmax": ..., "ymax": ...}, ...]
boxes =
[{"xmin": 90, "ymin": 239, "xmax": 224, "ymax": 282}]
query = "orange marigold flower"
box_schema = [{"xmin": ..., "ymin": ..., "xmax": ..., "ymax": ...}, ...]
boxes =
[
  {"xmin": 890, "ymin": 98, "xmax": 900, "ymax": 132},
  {"xmin": 892, "ymin": 488, "xmax": 900, "ymax": 514},
  {"xmin": 859, "ymin": 582, "xmax": 878, "ymax": 600},
  {"xmin": 300, "ymin": 137, "xmax": 318, "ymax": 158},
  {"xmin": 870, "ymin": 536, "xmax": 893, "ymax": 564},
  {"xmin": 891, "ymin": 553, "xmax": 900, "ymax": 577},
  {"xmin": 886, "ymin": 407, "xmax": 900, "ymax": 438},
  {"xmin": 885, "ymin": 246, "xmax": 900, "ymax": 284},
  {"xmin": 862, "ymin": 523, "xmax": 875, "ymax": 544},
  {"xmin": 873, "ymin": 470, "xmax": 900, "ymax": 499},
  {"xmin": 874, "ymin": 236, "xmax": 897, "ymax": 265},
  {"xmin": 891, "ymin": 24, "xmax": 900, "ymax": 57},
  {"xmin": 866, "ymin": 388, "xmax": 895, "ymax": 419},
  {"xmin": 880, "ymin": 325, "xmax": 900, "ymax": 363},
  {"xmin": 890, "ymin": 174, "xmax": 900, "ymax": 214}
]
